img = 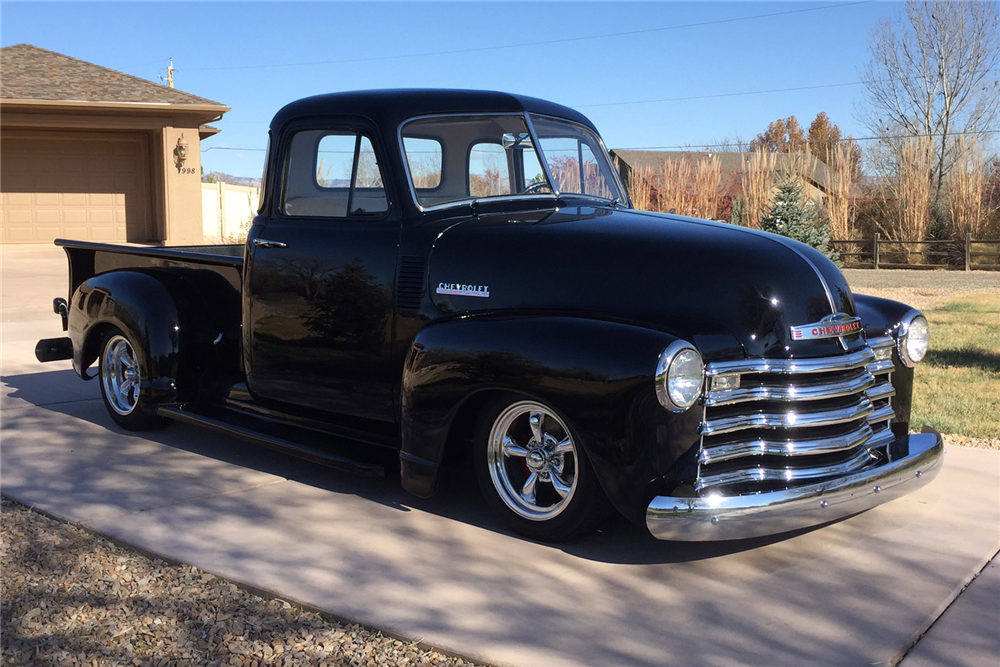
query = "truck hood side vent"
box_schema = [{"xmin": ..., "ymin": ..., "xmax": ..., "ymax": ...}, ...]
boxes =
[{"xmin": 396, "ymin": 256, "xmax": 427, "ymax": 311}]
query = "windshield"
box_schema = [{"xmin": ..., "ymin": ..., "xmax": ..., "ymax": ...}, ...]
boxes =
[
  {"xmin": 528, "ymin": 115, "xmax": 622, "ymax": 201},
  {"xmin": 400, "ymin": 113, "xmax": 624, "ymax": 210}
]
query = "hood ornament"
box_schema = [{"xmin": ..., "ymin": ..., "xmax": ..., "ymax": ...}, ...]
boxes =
[{"xmin": 790, "ymin": 312, "xmax": 862, "ymax": 341}]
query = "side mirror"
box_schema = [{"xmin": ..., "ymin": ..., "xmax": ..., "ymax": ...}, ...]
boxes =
[{"xmin": 502, "ymin": 133, "xmax": 534, "ymax": 150}]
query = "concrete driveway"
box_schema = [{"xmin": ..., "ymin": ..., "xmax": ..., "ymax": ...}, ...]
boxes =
[{"xmin": 2, "ymin": 244, "xmax": 998, "ymax": 667}]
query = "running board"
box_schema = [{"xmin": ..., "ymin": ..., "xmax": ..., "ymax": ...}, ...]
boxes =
[{"xmin": 157, "ymin": 404, "xmax": 385, "ymax": 477}]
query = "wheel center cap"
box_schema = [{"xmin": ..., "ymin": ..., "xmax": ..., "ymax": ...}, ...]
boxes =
[{"xmin": 526, "ymin": 450, "xmax": 547, "ymax": 473}]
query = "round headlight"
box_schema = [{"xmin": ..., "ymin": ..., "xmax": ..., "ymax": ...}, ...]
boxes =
[
  {"xmin": 897, "ymin": 312, "xmax": 929, "ymax": 367},
  {"xmin": 656, "ymin": 341, "xmax": 705, "ymax": 412}
]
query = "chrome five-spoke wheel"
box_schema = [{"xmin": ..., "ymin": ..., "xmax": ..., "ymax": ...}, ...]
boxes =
[
  {"xmin": 487, "ymin": 401, "xmax": 579, "ymax": 521},
  {"xmin": 97, "ymin": 328, "xmax": 168, "ymax": 431},
  {"xmin": 476, "ymin": 395, "xmax": 611, "ymax": 541},
  {"xmin": 102, "ymin": 334, "xmax": 140, "ymax": 415}
]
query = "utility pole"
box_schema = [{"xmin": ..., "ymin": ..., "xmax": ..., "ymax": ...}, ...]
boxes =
[{"xmin": 167, "ymin": 58, "xmax": 174, "ymax": 89}]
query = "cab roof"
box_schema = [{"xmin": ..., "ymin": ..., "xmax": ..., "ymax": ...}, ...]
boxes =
[{"xmin": 268, "ymin": 89, "xmax": 597, "ymax": 135}]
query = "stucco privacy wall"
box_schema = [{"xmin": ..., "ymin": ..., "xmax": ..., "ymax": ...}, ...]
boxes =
[{"xmin": 202, "ymin": 182, "xmax": 260, "ymax": 242}]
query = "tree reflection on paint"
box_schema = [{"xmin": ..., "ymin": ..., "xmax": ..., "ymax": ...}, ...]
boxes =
[{"xmin": 304, "ymin": 258, "xmax": 390, "ymax": 352}]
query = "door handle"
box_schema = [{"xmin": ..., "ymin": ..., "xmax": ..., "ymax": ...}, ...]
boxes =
[{"xmin": 254, "ymin": 239, "xmax": 287, "ymax": 249}]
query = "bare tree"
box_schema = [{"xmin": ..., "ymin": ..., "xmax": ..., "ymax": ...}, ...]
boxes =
[
  {"xmin": 709, "ymin": 135, "xmax": 750, "ymax": 153},
  {"xmin": 860, "ymin": 1, "xmax": 1000, "ymax": 203}
]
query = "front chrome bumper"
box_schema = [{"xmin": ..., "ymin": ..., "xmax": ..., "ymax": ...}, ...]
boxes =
[{"xmin": 646, "ymin": 430, "xmax": 944, "ymax": 541}]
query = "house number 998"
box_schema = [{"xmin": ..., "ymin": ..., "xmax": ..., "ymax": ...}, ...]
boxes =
[{"xmin": 179, "ymin": 167, "xmax": 197, "ymax": 175}]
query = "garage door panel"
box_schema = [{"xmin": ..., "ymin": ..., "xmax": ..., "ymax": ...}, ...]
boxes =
[
  {"xmin": 90, "ymin": 158, "xmax": 113, "ymax": 173},
  {"xmin": 4, "ymin": 226, "xmax": 37, "ymax": 243},
  {"xmin": 90, "ymin": 209, "xmax": 114, "ymax": 224},
  {"xmin": 35, "ymin": 209, "xmax": 61, "ymax": 224},
  {"xmin": 3, "ymin": 192, "xmax": 33, "ymax": 206},
  {"xmin": 3, "ymin": 209, "xmax": 32, "ymax": 225},
  {"xmin": 33, "ymin": 193, "xmax": 61, "ymax": 206},
  {"xmin": 64, "ymin": 209, "xmax": 88, "ymax": 224},
  {"xmin": 63, "ymin": 157, "xmax": 88, "ymax": 173},
  {"xmin": 2, "ymin": 175, "xmax": 34, "ymax": 190},
  {"xmin": 1, "ymin": 132, "xmax": 149, "ymax": 244},
  {"xmin": 114, "ymin": 173, "xmax": 139, "ymax": 190},
  {"xmin": 36, "ymin": 225, "xmax": 63, "ymax": 239}
]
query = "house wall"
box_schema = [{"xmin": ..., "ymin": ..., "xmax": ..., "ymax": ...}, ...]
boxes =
[{"xmin": 160, "ymin": 126, "xmax": 205, "ymax": 244}]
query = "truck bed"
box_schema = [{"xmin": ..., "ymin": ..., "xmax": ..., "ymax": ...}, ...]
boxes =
[{"xmin": 55, "ymin": 239, "xmax": 244, "ymax": 299}]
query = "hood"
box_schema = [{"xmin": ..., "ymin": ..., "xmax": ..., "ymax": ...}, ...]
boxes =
[{"xmin": 427, "ymin": 205, "xmax": 861, "ymax": 360}]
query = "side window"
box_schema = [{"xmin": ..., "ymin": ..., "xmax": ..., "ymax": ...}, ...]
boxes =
[
  {"xmin": 469, "ymin": 142, "xmax": 510, "ymax": 197},
  {"xmin": 283, "ymin": 130, "xmax": 388, "ymax": 218},
  {"xmin": 402, "ymin": 137, "xmax": 442, "ymax": 189}
]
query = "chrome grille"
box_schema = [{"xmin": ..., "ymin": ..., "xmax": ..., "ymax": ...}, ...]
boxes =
[{"xmin": 696, "ymin": 337, "xmax": 896, "ymax": 495}]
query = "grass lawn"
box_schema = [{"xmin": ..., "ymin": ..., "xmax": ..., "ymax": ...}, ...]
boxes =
[{"xmin": 910, "ymin": 292, "xmax": 1000, "ymax": 438}]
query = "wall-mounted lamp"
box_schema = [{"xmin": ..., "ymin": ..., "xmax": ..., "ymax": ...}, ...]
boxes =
[{"xmin": 173, "ymin": 135, "xmax": 189, "ymax": 171}]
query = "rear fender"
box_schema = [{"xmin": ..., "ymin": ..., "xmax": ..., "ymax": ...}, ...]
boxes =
[
  {"xmin": 69, "ymin": 269, "xmax": 239, "ymax": 412},
  {"xmin": 400, "ymin": 314, "xmax": 703, "ymax": 520}
]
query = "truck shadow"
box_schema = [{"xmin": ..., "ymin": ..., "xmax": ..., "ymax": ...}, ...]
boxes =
[
  {"xmin": 925, "ymin": 348, "xmax": 1000, "ymax": 373},
  {"xmin": 4, "ymin": 369, "xmax": 836, "ymax": 565}
]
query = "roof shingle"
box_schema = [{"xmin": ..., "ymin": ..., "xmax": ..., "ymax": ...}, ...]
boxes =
[{"xmin": 0, "ymin": 44, "xmax": 225, "ymax": 108}]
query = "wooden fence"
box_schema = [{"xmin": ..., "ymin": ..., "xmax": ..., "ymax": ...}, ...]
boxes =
[{"xmin": 830, "ymin": 233, "xmax": 1000, "ymax": 271}]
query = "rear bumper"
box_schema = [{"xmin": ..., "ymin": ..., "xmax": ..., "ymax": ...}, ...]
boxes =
[
  {"xmin": 646, "ymin": 429, "xmax": 944, "ymax": 541},
  {"xmin": 35, "ymin": 337, "xmax": 73, "ymax": 362}
]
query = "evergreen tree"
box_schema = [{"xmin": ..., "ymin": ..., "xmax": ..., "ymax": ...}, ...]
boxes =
[
  {"xmin": 729, "ymin": 196, "xmax": 745, "ymax": 226},
  {"xmin": 761, "ymin": 177, "xmax": 839, "ymax": 263}
]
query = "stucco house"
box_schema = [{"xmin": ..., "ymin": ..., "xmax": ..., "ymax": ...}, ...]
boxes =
[{"xmin": 0, "ymin": 44, "xmax": 229, "ymax": 244}]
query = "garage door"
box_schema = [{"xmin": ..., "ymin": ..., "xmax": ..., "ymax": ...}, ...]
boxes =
[{"xmin": 1, "ymin": 131, "xmax": 151, "ymax": 244}]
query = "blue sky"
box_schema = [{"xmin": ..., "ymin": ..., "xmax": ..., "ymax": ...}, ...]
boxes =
[{"xmin": 1, "ymin": 1, "xmax": 900, "ymax": 177}]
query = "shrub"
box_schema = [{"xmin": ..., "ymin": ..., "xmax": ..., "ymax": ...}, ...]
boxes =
[{"xmin": 761, "ymin": 177, "xmax": 839, "ymax": 263}]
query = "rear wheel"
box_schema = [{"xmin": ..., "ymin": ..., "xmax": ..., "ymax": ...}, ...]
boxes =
[
  {"xmin": 474, "ymin": 395, "xmax": 610, "ymax": 541},
  {"xmin": 98, "ymin": 329, "xmax": 169, "ymax": 431}
]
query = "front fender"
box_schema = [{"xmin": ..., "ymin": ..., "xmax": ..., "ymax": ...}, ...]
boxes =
[
  {"xmin": 855, "ymin": 293, "xmax": 921, "ymax": 431},
  {"xmin": 400, "ymin": 314, "xmax": 703, "ymax": 521}
]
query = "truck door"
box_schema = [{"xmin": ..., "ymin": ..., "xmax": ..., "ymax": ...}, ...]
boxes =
[{"xmin": 245, "ymin": 122, "xmax": 400, "ymax": 423}]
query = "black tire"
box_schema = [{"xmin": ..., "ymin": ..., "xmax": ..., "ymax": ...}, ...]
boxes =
[
  {"xmin": 474, "ymin": 394, "xmax": 612, "ymax": 541},
  {"xmin": 97, "ymin": 328, "xmax": 170, "ymax": 431}
]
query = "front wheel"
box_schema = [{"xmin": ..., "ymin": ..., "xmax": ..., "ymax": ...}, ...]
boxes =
[
  {"xmin": 474, "ymin": 395, "xmax": 611, "ymax": 541},
  {"xmin": 98, "ymin": 329, "xmax": 169, "ymax": 431}
]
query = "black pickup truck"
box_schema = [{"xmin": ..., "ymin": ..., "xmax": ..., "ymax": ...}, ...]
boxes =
[{"xmin": 37, "ymin": 89, "xmax": 943, "ymax": 542}]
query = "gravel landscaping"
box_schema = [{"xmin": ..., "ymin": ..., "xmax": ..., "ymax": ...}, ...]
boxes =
[
  {"xmin": 0, "ymin": 497, "xmax": 487, "ymax": 667},
  {"xmin": 844, "ymin": 268, "xmax": 1000, "ymax": 311}
]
